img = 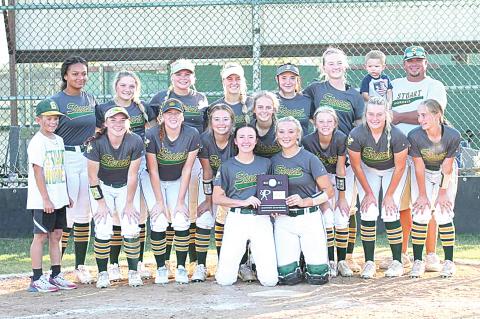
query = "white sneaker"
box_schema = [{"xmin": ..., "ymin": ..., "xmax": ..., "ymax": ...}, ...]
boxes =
[
  {"xmin": 75, "ymin": 265, "xmax": 93, "ymax": 284},
  {"xmin": 155, "ymin": 266, "xmax": 169, "ymax": 284},
  {"xmin": 128, "ymin": 270, "xmax": 143, "ymax": 287},
  {"xmin": 410, "ymin": 260, "xmax": 425, "ymax": 278},
  {"xmin": 345, "ymin": 255, "xmax": 361, "ymax": 273},
  {"xmin": 165, "ymin": 260, "xmax": 175, "ymax": 279},
  {"xmin": 28, "ymin": 275, "xmax": 59, "ymax": 293},
  {"xmin": 425, "ymin": 253, "xmax": 443, "ymax": 272},
  {"xmin": 337, "ymin": 260, "xmax": 353, "ymax": 277},
  {"xmin": 361, "ymin": 261, "xmax": 376, "ymax": 279},
  {"xmin": 385, "ymin": 260, "xmax": 404, "ymax": 277},
  {"xmin": 137, "ymin": 261, "xmax": 151, "ymax": 279},
  {"xmin": 96, "ymin": 271, "xmax": 110, "ymax": 289},
  {"xmin": 238, "ymin": 263, "xmax": 257, "ymax": 282},
  {"xmin": 329, "ymin": 261, "xmax": 337, "ymax": 278},
  {"xmin": 175, "ymin": 266, "xmax": 189, "ymax": 284},
  {"xmin": 440, "ymin": 260, "xmax": 456, "ymax": 278},
  {"xmin": 402, "ymin": 253, "xmax": 413, "ymax": 268},
  {"xmin": 191, "ymin": 264, "xmax": 207, "ymax": 282},
  {"xmin": 108, "ymin": 263, "xmax": 121, "ymax": 282}
]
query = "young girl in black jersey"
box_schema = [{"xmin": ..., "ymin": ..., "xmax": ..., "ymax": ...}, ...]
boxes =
[
  {"xmin": 408, "ymin": 99, "xmax": 461, "ymax": 278},
  {"xmin": 85, "ymin": 107, "xmax": 144, "ymax": 288}
]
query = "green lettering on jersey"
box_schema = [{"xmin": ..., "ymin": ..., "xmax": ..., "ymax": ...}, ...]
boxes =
[
  {"xmin": 100, "ymin": 154, "xmax": 131, "ymax": 169},
  {"xmin": 277, "ymin": 105, "xmax": 306, "ymax": 120},
  {"xmin": 156, "ymin": 148, "xmax": 188, "ymax": 165},
  {"xmin": 274, "ymin": 165, "xmax": 303, "ymax": 179},
  {"xmin": 319, "ymin": 93, "xmax": 351, "ymax": 112},
  {"xmin": 66, "ymin": 103, "xmax": 94, "ymax": 119},
  {"xmin": 234, "ymin": 172, "xmax": 257, "ymax": 190}
]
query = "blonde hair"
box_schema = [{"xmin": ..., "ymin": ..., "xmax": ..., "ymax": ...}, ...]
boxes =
[
  {"xmin": 363, "ymin": 96, "xmax": 393, "ymax": 156},
  {"xmin": 207, "ymin": 103, "xmax": 235, "ymax": 135},
  {"xmin": 365, "ymin": 50, "xmax": 387, "ymax": 64},
  {"xmin": 313, "ymin": 106, "xmax": 339, "ymax": 129},
  {"xmin": 253, "ymin": 91, "xmax": 280, "ymax": 113},
  {"xmin": 221, "ymin": 62, "xmax": 249, "ymax": 124},
  {"xmin": 420, "ymin": 99, "xmax": 448, "ymax": 125},
  {"xmin": 276, "ymin": 116, "xmax": 303, "ymax": 145},
  {"xmin": 321, "ymin": 47, "xmax": 349, "ymax": 81},
  {"xmin": 164, "ymin": 59, "xmax": 198, "ymax": 105},
  {"xmin": 113, "ymin": 70, "xmax": 149, "ymax": 124}
]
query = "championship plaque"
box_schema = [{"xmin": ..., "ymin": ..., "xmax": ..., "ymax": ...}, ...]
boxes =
[{"xmin": 256, "ymin": 175, "xmax": 288, "ymax": 215}]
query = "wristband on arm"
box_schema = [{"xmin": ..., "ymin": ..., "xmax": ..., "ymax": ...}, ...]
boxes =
[
  {"xmin": 440, "ymin": 172, "xmax": 451, "ymax": 189},
  {"xmin": 312, "ymin": 190, "xmax": 329, "ymax": 206},
  {"xmin": 90, "ymin": 185, "xmax": 104, "ymax": 200},
  {"xmin": 335, "ymin": 175, "xmax": 346, "ymax": 191},
  {"xmin": 203, "ymin": 179, "xmax": 213, "ymax": 195}
]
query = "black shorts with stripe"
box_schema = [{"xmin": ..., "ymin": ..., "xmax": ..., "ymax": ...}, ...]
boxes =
[{"xmin": 31, "ymin": 206, "xmax": 67, "ymax": 234}]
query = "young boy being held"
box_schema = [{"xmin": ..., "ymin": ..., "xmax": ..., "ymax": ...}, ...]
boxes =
[
  {"xmin": 27, "ymin": 99, "xmax": 77, "ymax": 292},
  {"xmin": 360, "ymin": 50, "xmax": 393, "ymax": 107}
]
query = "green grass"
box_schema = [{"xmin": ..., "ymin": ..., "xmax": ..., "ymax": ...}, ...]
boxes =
[{"xmin": 1, "ymin": 233, "xmax": 479, "ymax": 275}]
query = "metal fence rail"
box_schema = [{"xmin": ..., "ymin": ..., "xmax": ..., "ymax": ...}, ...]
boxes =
[{"xmin": 1, "ymin": 0, "xmax": 480, "ymax": 186}]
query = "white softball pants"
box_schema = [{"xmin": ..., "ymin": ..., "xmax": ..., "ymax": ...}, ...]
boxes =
[
  {"xmin": 64, "ymin": 149, "xmax": 91, "ymax": 227},
  {"xmin": 215, "ymin": 211, "xmax": 278, "ymax": 287},
  {"xmin": 356, "ymin": 163, "xmax": 408, "ymax": 222},
  {"xmin": 90, "ymin": 183, "xmax": 141, "ymax": 240}
]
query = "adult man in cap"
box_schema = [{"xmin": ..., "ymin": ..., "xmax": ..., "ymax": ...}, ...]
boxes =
[{"xmin": 388, "ymin": 45, "xmax": 448, "ymax": 272}]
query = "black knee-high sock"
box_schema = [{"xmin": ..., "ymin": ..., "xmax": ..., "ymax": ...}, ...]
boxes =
[
  {"xmin": 195, "ymin": 227, "xmax": 211, "ymax": 266},
  {"xmin": 214, "ymin": 221, "xmax": 224, "ymax": 256},
  {"xmin": 138, "ymin": 223, "xmax": 146, "ymax": 262},
  {"xmin": 335, "ymin": 227, "xmax": 349, "ymax": 261},
  {"xmin": 439, "ymin": 222, "xmax": 455, "ymax": 261},
  {"xmin": 360, "ymin": 220, "xmax": 376, "ymax": 262},
  {"xmin": 150, "ymin": 231, "xmax": 166, "ymax": 268},
  {"xmin": 109, "ymin": 225, "xmax": 122, "ymax": 265},
  {"xmin": 385, "ymin": 220, "xmax": 403, "ymax": 262},
  {"xmin": 175, "ymin": 230, "xmax": 190, "ymax": 267},
  {"xmin": 61, "ymin": 227, "xmax": 72, "ymax": 257},
  {"xmin": 123, "ymin": 237, "xmax": 140, "ymax": 271},
  {"xmin": 165, "ymin": 224, "xmax": 174, "ymax": 261},
  {"xmin": 412, "ymin": 221, "xmax": 428, "ymax": 261},
  {"xmin": 94, "ymin": 237, "xmax": 110, "ymax": 272},
  {"xmin": 347, "ymin": 214, "xmax": 357, "ymax": 254},
  {"xmin": 326, "ymin": 227, "xmax": 335, "ymax": 261},
  {"xmin": 188, "ymin": 222, "xmax": 197, "ymax": 263},
  {"xmin": 74, "ymin": 222, "xmax": 90, "ymax": 268}
]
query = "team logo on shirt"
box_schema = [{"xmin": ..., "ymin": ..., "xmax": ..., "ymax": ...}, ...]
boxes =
[
  {"xmin": 362, "ymin": 147, "xmax": 392, "ymax": 163},
  {"xmin": 254, "ymin": 141, "xmax": 282, "ymax": 157},
  {"xmin": 420, "ymin": 148, "xmax": 447, "ymax": 163},
  {"xmin": 347, "ymin": 136, "xmax": 354, "ymax": 146},
  {"xmin": 392, "ymin": 90, "xmax": 423, "ymax": 107},
  {"xmin": 100, "ymin": 154, "xmax": 131, "ymax": 169},
  {"xmin": 278, "ymin": 105, "xmax": 306, "ymax": 120},
  {"xmin": 315, "ymin": 153, "xmax": 338, "ymax": 166},
  {"xmin": 130, "ymin": 114, "xmax": 145, "ymax": 129},
  {"xmin": 209, "ymin": 155, "xmax": 221, "ymax": 171},
  {"xmin": 234, "ymin": 172, "xmax": 257, "ymax": 190},
  {"xmin": 157, "ymin": 148, "xmax": 187, "ymax": 165},
  {"xmin": 319, "ymin": 94, "xmax": 351, "ymax": 112},
  {"xmin": 274, "ymin": 165, "xmax": 303, "ymax": 179},
  {"xmin": 66, "ymin": 103, "xmax": 94, "ymax": 119},
  {"xmin": 183, "ymin": 105, "xmax": 201, "ymax": 117},
  {"xmin": 86, "ymin": 143, "xmax": 93, "ymax": 153}
]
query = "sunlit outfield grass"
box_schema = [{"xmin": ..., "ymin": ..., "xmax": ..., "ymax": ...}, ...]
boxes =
[{"xmin": 1, "ymin": 233, "xmax": 479, "ymax": 275}]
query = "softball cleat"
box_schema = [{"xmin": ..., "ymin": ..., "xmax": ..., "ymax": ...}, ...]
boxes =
[
  {"xmin": 191, "ymin": 264, "xmax": 207, "ymax": 282},
  {"xmin": 425, "ymin": 253, "xmax": 443, "ymax": 272},
  {"xmin": 337, "ymin": 260, "xmax": 353, "ymax": 277},
  {"xmin": 128, "ymin": 270, "xmax": 144, "ymax": 287},
  {"xmin": 175, "ymin": 265, "xmax": 189, "ymax": 284},
  {"xmin": 329, "ymin": 261, "xmax": 337, "ymax": 278},
  {"xmin": 360, "ymin": 261, "xmax": 376, "ymax": 279},
  {"xmin": 96, "ymin": 271, "xmax": 110, "ymax": 289},
  {"xmin": 137, "ymin": 261, "xmax": 151, "ymax": 279},
  {"xmin": 75, "ymin": 265, "xmax": 93, "ymax": 284},
  {"xmin": 108, "ymin": 263, "xmax": 122, "ymax": 282},
  {"xmin": 410, "ymin": 260, "xmax": 425, "ymax": 278},
  {"xmin": 385, "ymin": 260, "xmax": 404, "ymax": 277},
  {"xmin": 155, "ymin": 266, "xmax": 169, "ymax": 284},
  {"xmin": 440, "ymin": 260, "xmax": 456, "ymax": 278}
]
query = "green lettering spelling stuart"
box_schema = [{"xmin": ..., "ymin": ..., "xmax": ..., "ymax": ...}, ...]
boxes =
[
  {"xmin": 234, "ymin": 172, "xmax": 257, "ymax": 190},
  {"xmin": 319, "ymin": 94, "xmax": 351, "ymax": 112},
  {"xmin": 66, "ymin": 103, "xmax": 94, "ymax": 119},
  {"xmin": 274, "ymin": 165, "xmax": 303, "ymax": 179}
]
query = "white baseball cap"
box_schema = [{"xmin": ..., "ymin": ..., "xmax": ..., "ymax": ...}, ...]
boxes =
[
  {"xmin": 170, "ymin": 59, "xmax": 195, "ymax": 75},
  {"xmin": 221, "ymin": 63, "xmax": 245, "ymax": 79}
]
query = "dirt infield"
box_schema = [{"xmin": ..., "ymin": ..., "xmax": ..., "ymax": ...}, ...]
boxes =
[{"xmin": 1, "ymin": 258, "xmax": 480, "ymax": 319}]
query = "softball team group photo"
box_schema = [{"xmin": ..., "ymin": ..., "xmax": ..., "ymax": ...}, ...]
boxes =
[{"xmin": 27, "ymin": 45, "xmax": 461, "ymax": 293}]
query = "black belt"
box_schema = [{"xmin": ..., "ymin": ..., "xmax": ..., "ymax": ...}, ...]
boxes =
[
  {"xmin": 287, "ymin": 206, "xmax": 318, "ymax": 217},
  {"xmin": 65, "ymin": 145, "xmax": 86, "ymax": 152},
  {"xmin": 230, "ymin": 207, "xmax": 257, "ymax": 215},
  {"xmin": 103, "ymin": 182, "xmax": 127, "ymax": 188}
]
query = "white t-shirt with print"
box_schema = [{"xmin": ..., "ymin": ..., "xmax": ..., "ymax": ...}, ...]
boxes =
[
  {"xmin": 391, "ymin": 76, "xmax": 447, "ymax": 135},
  {"xmin": 27, "ymin": 131, "xmax": 70, "ymax": 210}
]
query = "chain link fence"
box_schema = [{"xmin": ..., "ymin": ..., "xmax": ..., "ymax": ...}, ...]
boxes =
[{"xmin": 1, "ymin": 0, "xmax": 479, "ymax": 186}]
